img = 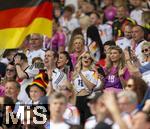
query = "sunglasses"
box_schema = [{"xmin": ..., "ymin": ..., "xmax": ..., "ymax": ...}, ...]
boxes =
[
  {"xmin": 6, "ymin": 69, "xmax": 15, "ymax": 72},
  {"xmin": 83, "ymin": 56, "xmax": 92, "ymax": 60},
  {"xmin": 141, "ymin": 48, "xmax": 149, "ymax": 53}
]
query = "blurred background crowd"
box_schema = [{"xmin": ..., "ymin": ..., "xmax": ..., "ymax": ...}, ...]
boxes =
[{"xmin": 0, "ymin": 0, "xmax": 150, "ymax": 129}]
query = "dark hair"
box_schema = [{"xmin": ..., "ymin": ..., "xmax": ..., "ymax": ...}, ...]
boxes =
[
  {"xmin": 6, "ymin": 62, "xmax": 17, "ymax": 80},
  {"xmin": 59, "ymin": 51, "xmax": 74, "ymax": 72},
  {"xmin": 64, "ymin": 5, "xmax": 74, "ymax": 14},
  {"xmin": 2, "ymin": 49, "xmax": 17, "ymax": 58},
  {"xmin": 104, "ymin": 40, "xmax": 116, "ymax": 47},
  {"xmin": 87, "ymin": 25, "xmax": 104, "ymax": 58},
  {"xmin": 91, "ymin": 11, "xmax": 100, "ymax": 19},
  {"xmin": 32, "ymin": 57, "xmax": 43, "ymax": 64},
  {"xmin": 14, "ymin": 53, "xmax": 27, "ymax": 62},
  {"xmin": 128, "ymin": 76, "xmax": 148, "ymax": 104},
  {"xmin": 45, "ymin": 49, "xmax": 59, "ymax": 59}
]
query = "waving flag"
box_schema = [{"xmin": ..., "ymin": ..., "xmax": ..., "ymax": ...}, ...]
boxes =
[{"xmin": 0, "ymin": 0, "xmax": 52, "ymax": 49}]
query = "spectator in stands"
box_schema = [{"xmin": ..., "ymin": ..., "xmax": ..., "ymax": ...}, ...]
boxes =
[
  {"xmin": 14, "ymin": 53, "xmax": 39, "ymax": 104},
  {"xmin": 131, "ymin": 25, "xmax": 147, "ymax": 63},
  {"xmin": 117, "ymin": 91, "xmax": 138, "ymax": 114},
  {"xmin": 49, "ymin": 92, "xmax": 70, "ymax": 129},
  {"xmin": 113, "ymin": 5, "xmax": 136, "ymax": 40},
  {"xmin": 102, "ymin": 46, "xmax": 130, "ymax": 93},
  {"xmin": 59, "ymin": 5, "xmax": 80, "ymax": 40},
  {"xmin": 44, "ymin": 50, "xmax": 66, "ymax": 94},
  {"xmin": 5, "ymin": 62, "xmax": 17, "ymax": 82},
  {"xmin": 116, "ymin": 24, "xmax": 133, "ymax": 50},
  {"xmin": 57, "ymin": 51, "xmax": 74, "ymax": 80},
  {"xmin": 26, "ymin": 71, "xmax": 48, "ymax": 105},
  {"xmin": 43, "ymin": 19, "xmax": 66, "ymax": 52},
  {"xmin": 86, "ymin": 25, "xmax": 104, "ymax": 62},
  {"xmin": 59, "ymin": 80, "xmax": 80, "ymax": 125},
  {"xmin": 125, "ymin": 76, "xmax": 150, "ymax": 107},
  {"xmin": 26, "ymin": 33, "xmax": 45, "ymax": 65},
  {"xmin": 90, "ymin": 11, "xmax": 113, "ymax": 44},
  {"xmin": 5, "ymin": 80, "xmax": 20, "ymax": 103},
  {"xmin": 73, "ymin": 51, "xmax": 100, "ymax": 124},
  {"xmin": 130, "ymin": 0, "xmax": 144, "ymax": 25},
  {"xmin": 0, "ymin": 49, "xmax": 17, "ymax": 65},
  {"xmin": 69, "ymin": 35, "xmax": 85, "ymax": 67},
  {"xmin": 84, "ymin": 92, "xmax": 103, "ymax": 129}
]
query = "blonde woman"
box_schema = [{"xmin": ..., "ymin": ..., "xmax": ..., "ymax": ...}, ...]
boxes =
[
  {"xmin": 69, "ymin": 35, "xmax": 85, "ymax": 67},
  {"xmin": 103, "ymin": 46, "xmax": 130, "ymax": 93},
  {"xmin": 73, "ymin": 51, "xmax": 100, "ymax": 124}
]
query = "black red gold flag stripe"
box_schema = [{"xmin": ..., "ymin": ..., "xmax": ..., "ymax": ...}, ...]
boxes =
[{"xmin": 0, "ymin": 0, "xmax": 52, "ymax": 49}]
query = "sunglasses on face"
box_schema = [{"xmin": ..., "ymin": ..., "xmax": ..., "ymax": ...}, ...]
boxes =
[
  {"xmin": 82, "ymin": 56, "xmax": 92, "ymax": 60},
  {"xmin": 141, "ymin": 48, "xmax": 149, "ymax": 53},
  {"xmin": 6, "ymin": 69, "xmax": 15, "ymax": 72}
]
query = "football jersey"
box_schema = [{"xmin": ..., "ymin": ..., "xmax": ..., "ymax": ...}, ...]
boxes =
[
  {"xmin": 63, "ymin": 103, "xmax": 80, "ymax": 125},
  {"xmin": 84, "ymin": 116, "xmax": 97, "ymax": 129},
  {"xmin": 17, "ymin": 65, "xmax": 39, "ymax": 104},
  {"xmin": 51, "ymin": 68, "xmax": 67, "ymax": 91},
  {"xmin": 73, "ymin": 70, "xmax": 99, "ymax": 93},
  {"xmin": 116, "ymin": 37, "xmax": 131, "ymax": 50},
  {"xmin": 26, "ymin": 49, "xmax": 45, "ymax": 65}
]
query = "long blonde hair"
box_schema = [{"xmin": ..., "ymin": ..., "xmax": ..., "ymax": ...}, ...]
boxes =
[
  {"xmin": 106, "ymin": 46, "xmax": 126, "ymax": 74},
  {"xmin": 73, "ymin": 51, "xmax": 95, "ymax": 79}
]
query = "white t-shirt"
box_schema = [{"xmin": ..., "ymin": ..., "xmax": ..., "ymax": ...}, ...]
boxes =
[
  {"xmin": 17, "ymin": 65, "xmax": 39, "ymax": 104},
  {"xmin": 130, "ymin": 9, "xmax": 143, "ymax": 25},
  {"xmin": 73, "ymin": 70, "xmax": 99, "ymax": 93},
  {"xmin": 26, "ymin": 49, "xmax": 45, "ymax": 65},
  {"xmin": 98, "ymin": 24, "xmax": 113, "ymax": 44},
  {"xmin": 50, "ymin": 121, "xmax": 70, "ymax": 129},
  {"xmin": 63, "ymin": 103, "xmax": 80, "ymax": 125},
  {"xmin": 116, "ymin": 37, "xmax": 131, "ymax": 50},
  {"xmin": 52, "ymin": 68, "xmax": 67, "ymax": 91},
  {"xmin": 84, "ymin": 116, "xmax": 97, "ymax": 129}
]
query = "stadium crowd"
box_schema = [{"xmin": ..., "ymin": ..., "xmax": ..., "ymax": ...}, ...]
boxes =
[{"xmin": 0, "ymin": 0, "xmax": 150, "ymax": 129}]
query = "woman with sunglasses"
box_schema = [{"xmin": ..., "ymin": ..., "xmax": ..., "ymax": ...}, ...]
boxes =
[
  {"xmin": 103, "ymin": 46, "xmax": 130, "ymax": 93},
  {"xmin": 73, "ymin": 51, "xmax": 100, "ymax": 125},
  {"xmin": 125, "ymin": 76, "xmax": 150, "ymax": 110},
  {"xmin": 1, "ymin": 62, "xmax": 17, "ymax": 85},
  {"xmin": 124, "ymin": 42, "xmax": 150, "ymax": 85}
]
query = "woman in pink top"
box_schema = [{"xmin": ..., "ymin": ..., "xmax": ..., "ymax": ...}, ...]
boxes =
[
  {"xmin": 44, "ymin": 19, "xmax": 66, "ymax": 52},
  {"xmin": 69, "ymin": 35, "xmax": 85, "ymax": 67}
]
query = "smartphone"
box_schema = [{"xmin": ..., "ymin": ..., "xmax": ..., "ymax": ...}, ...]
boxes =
[
  {"xmin": 128, "ymin": 46, "xmax": 131, "ymax": 58},
  {"xmin": 97, "ymin": 66, "xmax": 105, "ymax": 77}
]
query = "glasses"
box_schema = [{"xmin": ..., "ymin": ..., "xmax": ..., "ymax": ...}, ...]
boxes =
[
  {"xmin": 83, "ymin": 56, "xmax": 92, "ymax": 60},
  {"xmin": 6, "ymin": 69, "xmax": 15, "ymax": 72},
  {"xmin": 141, "ymin": 48, "xmax": 149, "ymax": 53},
  {"xmin": 30, "ymin": 38, "xmax": 40, "ymax": 41}
]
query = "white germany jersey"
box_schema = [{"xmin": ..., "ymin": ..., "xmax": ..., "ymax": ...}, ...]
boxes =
[
  {"xmin": 51, "ymin": 68, "xmax": 67, "ymax": 91},
  {"xmin": 73, "ymin": 70, "xmax": 99, "ymax": 93},
  {"xmin": 116, "ymin": 37, "xmax": 131, "ymax": 50}
]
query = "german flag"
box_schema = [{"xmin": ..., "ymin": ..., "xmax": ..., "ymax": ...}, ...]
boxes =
[{"xmin": 0, "ymin": 0, "xmax": 52, "ymax": 49}]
